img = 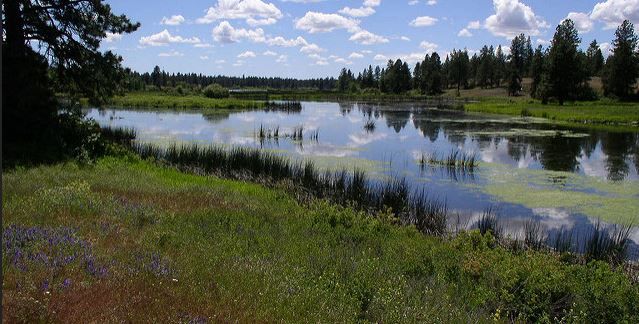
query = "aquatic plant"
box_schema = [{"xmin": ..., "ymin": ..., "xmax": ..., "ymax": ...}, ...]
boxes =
[
  {"xmin": 100, "ymin": 126, "xmax": 136, "ymax": 143},
  {"xmin": 363, "ymin": 119, "xmax": 376, "ymax": 133},
  {"xmin": 419, "ymin": 150, "xmax": 478, "ymax": 170},
  {"xmin": 585, "ymin": 221, "xmax": 633, "ymax": 265},
  {"xmin": 264, "ymin": 100, "xmax": 302, "ymax": 113},
  {"xmin": 131, "ymin": 143, "xmax": 637, "ymax": 264},
  {"xmin": 523, "ymin": 220, "xmax": 546, "ymax": 250},
  {"xmin": 132, "ymin": 143, "xmax": 450, "ymax": 236},
  {"xmin": 477, "ymin": 206, "xmax": 502, "ymax": 239},
  {"xmin": 551, "ymin": 227, "xmax": 575, "ymax": 254}
]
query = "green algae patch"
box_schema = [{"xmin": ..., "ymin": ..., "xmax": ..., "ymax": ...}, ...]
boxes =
[
  {"xmin": 297, "ymin": 155, "xmax": 388, "ymax": 174},
  {"xmin": 475, "ymin": 163, "xmax": 639, "ymax": 224},
  {"xmin": 456, "ymin": 128, "xmax": 591, "ymax": 138}
]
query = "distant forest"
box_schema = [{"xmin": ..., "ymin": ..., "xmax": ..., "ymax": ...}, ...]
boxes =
[
  {"xmin": 125, "ymin": 19, "xmax": 638, "ymax": 104},
  {"xmin": 125, "ymin": 66, "xmax": 338, "ymax": 91}
]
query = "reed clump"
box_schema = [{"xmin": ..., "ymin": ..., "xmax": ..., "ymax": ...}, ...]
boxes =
[
  {"xmin": 264, "ymin": 101, "xmax": 302, "ymax": 113},
  {"xmin": 419, "ymin": 150, "xmax": 478, "ymax": 170},
  {"xmin": 100, "ymin": 126, "xmax": 136, "ymax": 144},
  {"xmin": 132, "ymin": 142, "xmax": 635, "ymax": 265},
  {"xmin": 133, "ymin": 143, "xmax": 448, "ymax": 236},
  {"xmin": 363, "ymin": 119, "xmax": 376, "ymax": 133}
]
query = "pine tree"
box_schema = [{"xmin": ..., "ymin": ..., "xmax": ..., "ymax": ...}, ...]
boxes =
[
  {"xmin": 602, "ymin": 20, "xmax": 639, "ymax": 99},
  {"xmin": 586, "ymin": 40, "xmax": 605, "ymax": 76},
  {"xmin": 530, "ymin": 46, "xmax": 545, "ymax": 98},
  {"xmin": 544, "ymin": 19, "xmax": 587, "ymax": 104},
  {"xmin": 495, "ymin": 45, "xmax": 507, "ymax": 87}
]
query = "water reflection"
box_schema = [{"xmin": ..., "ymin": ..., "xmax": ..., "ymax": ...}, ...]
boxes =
[{"xmin": 87, "ymin": 103, "xmax": 638, "ymax": 236}]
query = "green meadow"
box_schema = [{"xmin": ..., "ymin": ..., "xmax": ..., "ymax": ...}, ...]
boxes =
[{"xmin": 3, "ymin": 155, "xmax": 638, "ymax": 322}]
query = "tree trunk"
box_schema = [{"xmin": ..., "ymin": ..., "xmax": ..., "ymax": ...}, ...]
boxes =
[{"xmin": 4, "ymin": 0, "xmax": 26, "ymax": 57}]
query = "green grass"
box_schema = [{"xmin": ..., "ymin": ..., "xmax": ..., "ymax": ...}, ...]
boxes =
[
  {"xmin": 3, "ymin": 156, "xmax": 639, "ymax": 322},
  {"xmin": 464, "ymin": 97, "xmax": 639, "ymax": 128},
  {"xmin": 108, "ymin": 92, "xmax": 266, "ymax": 110}
]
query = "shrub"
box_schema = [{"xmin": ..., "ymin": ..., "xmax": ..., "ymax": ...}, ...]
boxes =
[{"xmin": 203, "ymin": 84, "xmax": 229, "ymax": 99}]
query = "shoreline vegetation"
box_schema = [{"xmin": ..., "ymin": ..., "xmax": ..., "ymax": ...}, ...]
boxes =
[
  {"xmin": 3, "ymin": 136, "xmax": 639, "ymax": 321},
  {"xmin": 100, "ymin": 90, "xmax": 639, "ymax": 131}
]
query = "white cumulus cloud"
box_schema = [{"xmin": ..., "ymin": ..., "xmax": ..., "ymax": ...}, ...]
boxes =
[
  {"xmin": 197, "ymin": 0, "xmax": 283, "ymax": 25},
  {"xmin": 139, "ymin": 29, "xmax": 201, "ymax": 46},
  {"xmin": 339, "ymin": 6, "xmax": 376, "ymax": 18},
  {"xmin": 238, "ymin": 51, "xmax": 256, "ymax": 58},
  {"xmin": 295, "ymin": 12, "xmax": 360, "ymax": 33},
  {"xmin": 458, "ymin": 28, "xmax": 473, "ymax": 37},
  {"xmin": 564, "ymin": 12, "xmax": 593, "ymax": 33},
  {"xmin": 300, "ymin": 43, "xmax": 325, "ymax": 54},
  {"xmin": 349, "ymin": 30, "xmax": 389, "ymax": 45},
  {"xmin": 591, "ymin": 0, "xmax": 639, "ymax": 29},
  {"xmin": 410, "ymin": 16, "xmax": 438, "ymax": 27},
  {"xmin": 484, "ymin": 0, "xmax": 548, "ymax": 38},
  {"xmin": 161, "ymin": 15, "xmax": 185, "ymax": 26},
  {"xmin": 419, "ymin": 41, "xmax": 439, "ymax": 53},
  {"xmin": 212, "ymin": 21, "xmax": 265, "ymax": 43}
]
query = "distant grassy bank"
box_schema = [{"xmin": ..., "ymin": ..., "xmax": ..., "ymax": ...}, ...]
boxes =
[
  {"xmin": 3, "ymin": 155, "xmax": 639, "ymax": 322},
  {"xmin": 107, "ymin": 92, "xmax": 266, "ymax": 110},
  {"xmin": 463, "ymin": 97, "xmax": 639, "ymax": 128},
  {"xmin": 103, "ymin": 91, "xmax": 638, "ymax": 131}
]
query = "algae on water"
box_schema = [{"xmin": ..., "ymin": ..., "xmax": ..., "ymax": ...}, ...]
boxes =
[{"xmin": 474, "ymin": 163, "xmax": 639, "ymax": 224}]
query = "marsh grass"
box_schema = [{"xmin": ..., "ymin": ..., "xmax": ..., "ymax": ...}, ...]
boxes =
[
  {"xmin": 363, "ymin": 119, "xmax": 376, "ymax": 133},
  {"xmin": 264, "ymin": 101, "xmax": 302, "ymax": 113},
  {"xmin": 477, "ymin": 206, "xmax": 502, "ymax": 240},
  {"xmin": 419, "ymin": 150, "xmax": 478, "ymax": 170},
  {"xmin": 524, "ymin": 220, "xmax": 546, "ymax": 251},
  {"xmin": 100, "ymin": 126, "xmax": 136, "ymax": 144},
  {"xmin": 132, "ymin": 142, "xmax": 637, "ymax": 264},
  {"xmin": 585, "ymin": 221, "xmax": 633, "ymax": 265},
  {"xmin": 133, "ymin": 143, "xmax": 451, "ymax": 236},
  {"xmin": 254, "ymin": 124, "xmax": 318, "ymax": 145}
]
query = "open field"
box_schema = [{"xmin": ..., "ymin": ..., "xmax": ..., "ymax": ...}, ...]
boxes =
[
  {"xmin": 464, "ymin": 97, "xmax": 639, "ymax": 126},
  {"xmin": 3, "ymin": 155, "xmax": 639, "ymax": 322}
]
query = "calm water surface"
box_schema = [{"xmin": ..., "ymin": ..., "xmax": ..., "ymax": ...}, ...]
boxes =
[{"xmin": 87, "ymin": 102, "xmax": 639, "ymax": 255}]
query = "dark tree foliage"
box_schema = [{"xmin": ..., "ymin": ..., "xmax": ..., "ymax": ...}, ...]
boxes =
[
  {"xmin": 2, "ymin": 0, "xmax": 139, "ymax": 165},
  {"xmin": 337, "ymin": 68, "xmax": 356, "ymax": 92},
  {"xmin": 602, "ymin": 20, "xmax": 639, "ymax": 99},
  {"xmin": 586, "ymin": 39, "xmax": 605, "ymax": 77},
  {"xmin": 380, "ymin": 59, "xmax": 411, "ymax": 94},
  {"xmin": 415, "ymin": 52, "xmax": 443, "ymax": 95},
  {"xmin": 131, "ymin": 65, "xmax": 337, "ymax": 91},
  {"xmin": 530, "ymin": 46, "xmax": 545, "ymax": 98},
  {"xmin": 494, "ymin": 45, "xmax": 507, "ymax": 87},
  {"xmin": 449, "ymin": 49, "xmax": 470, "ymax": 95},
  {"xmin": 508, "ymin": 34, "xmax": 528, "ymax": 96},
  {"xmin": 542, "ymin": 19, "xmax": 590, "ymax": 105},
  {"xmin": 476, "ymin": 45, "xmax": 495, "ymax": 88}
]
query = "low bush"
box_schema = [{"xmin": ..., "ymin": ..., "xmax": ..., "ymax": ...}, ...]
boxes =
[{"xmin": 203, "ymin": 83, "xmax": 229, "ymax": 99}]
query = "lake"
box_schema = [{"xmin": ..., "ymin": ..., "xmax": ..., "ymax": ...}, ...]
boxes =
[{"xmin": 87, "ymin": 101, "xmax": 639, "ymax": 255}]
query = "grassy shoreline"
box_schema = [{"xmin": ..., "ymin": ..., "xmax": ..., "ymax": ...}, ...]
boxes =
[
  {"xmin": 463, "ymin": 97, "xmax": 639, "ymax": 128},
  {"xmin": 3, "ymin": 154, "xmax": 639, "ymax": 322},
  {"xmin": 107, "ymin": 92, "xmax": 266, "ymax": 110},
  {"xmin": 103, "ymin": 92, "xmax": 638, "ymax": 131}
]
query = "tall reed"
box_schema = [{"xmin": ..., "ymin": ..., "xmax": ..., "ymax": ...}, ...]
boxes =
[
  {"xmin": 132, "ymin": 142, "xmax": 635, "ymax": 264},
  {"xmin": 419, "ymin": 150, "xmax": 478, "ymax": 170}
]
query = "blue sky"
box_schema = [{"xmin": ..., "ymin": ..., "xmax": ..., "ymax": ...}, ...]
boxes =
[{"xmin": 102, "ymin": 0, "xmax": 638, "ymax": 78}]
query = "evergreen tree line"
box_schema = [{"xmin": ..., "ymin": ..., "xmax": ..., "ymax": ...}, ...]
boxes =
[
  {"xmin": 337, "ymin": 19, "xmax": 639, "ymax": 103},
  {"xmin": 124, "ymin": 66, "xmax": 337, "ymax": 91}
]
